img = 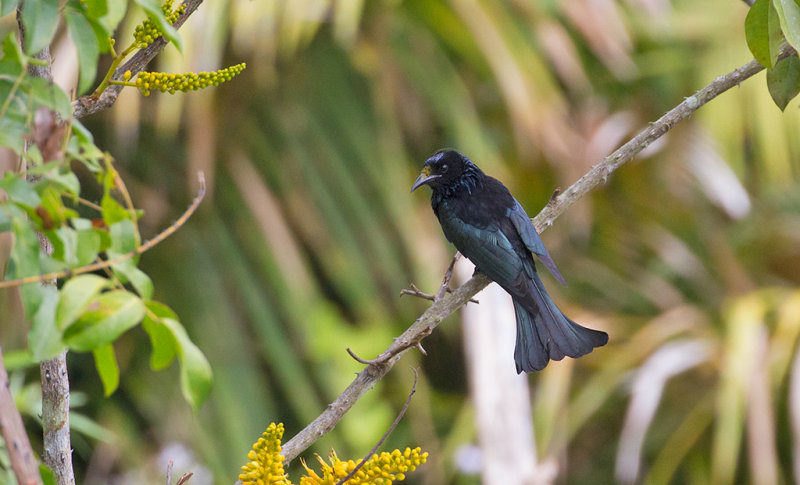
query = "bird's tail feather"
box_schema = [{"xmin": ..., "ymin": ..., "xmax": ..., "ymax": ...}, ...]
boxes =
[{"xmin": 512, "ymin": 273, "xmax": 608, "ymax": 373}]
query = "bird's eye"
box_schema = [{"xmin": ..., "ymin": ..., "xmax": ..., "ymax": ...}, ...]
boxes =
[{"xmin": 441, "ymin": 164, "xmax": 448, "ymax": 172}]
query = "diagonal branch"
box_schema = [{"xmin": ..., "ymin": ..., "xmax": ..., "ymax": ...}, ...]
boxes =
[
  {"xmin": 71, "ymin": 0, "xmax": 204, "ymax": 119},
  {"xmin": 279, "ymin": 44, "xmax": 797, "ymax": 463}
]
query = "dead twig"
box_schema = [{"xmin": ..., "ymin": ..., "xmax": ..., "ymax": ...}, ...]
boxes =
[{"xmin": 400, "ymin": 254, "xmax": 479, "ymax": 304}]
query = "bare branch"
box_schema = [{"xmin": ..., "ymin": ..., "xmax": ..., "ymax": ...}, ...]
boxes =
[
  {"xmin": 40, "ymin": 351, "xmax": 74, "ymax": 485},
  {"xmin": 0, "ymin": 172, "xmax": 206, "ymax": 289},
  {"xmin": 280, "ymin": 44, "xmax": 798, "ymax": 463},
  {"xmin": 334, "ymin": 369, "xmax": 418, "ymax": 485},
  {"xmin": 71, "ymin": 0, "xmax": 205, "ymax": 119},
  {"xmin": 0, "ymin": 348, "xmax": 43, "ymax": 485}
]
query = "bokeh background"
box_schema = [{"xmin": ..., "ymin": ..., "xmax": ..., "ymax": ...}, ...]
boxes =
[{"xmin": 4, "ymin": 0, "xmax": 800, "ymax": 483}]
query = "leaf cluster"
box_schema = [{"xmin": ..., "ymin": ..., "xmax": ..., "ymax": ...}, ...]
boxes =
[
  {"xmin": 745, "ymin": 0, "xmax": 800, "ymax": 109},
  {"xmin": 0, "ymin": 0, "xmax": 213, "ymax": 409}
]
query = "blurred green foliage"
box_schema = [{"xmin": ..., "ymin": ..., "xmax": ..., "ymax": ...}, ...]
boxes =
[{"xmin": 4, "ymin": 0, "xmax": 800, "ymax": 483}]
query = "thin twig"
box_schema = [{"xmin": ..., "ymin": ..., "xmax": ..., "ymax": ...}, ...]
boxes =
[
  {"xmin": 334, "ymin": 369, "xmax": 418, "ymax": 485},
  {"xmin": 71, "ymin": 0, "xmax": 205, "ymax": 119},
  {"xmin": 345, "ymin": 347, "xmax": 379, "ymax": 365},
  {"xmin": 0, "ymin": 348, "xmax": 43, "ymax": 485},
  {"xmin": 400, "ymin": 283, "xmax": 479, "ymax": 303},
  {"xmin": 400, "ymin": 254, "xmax": 479, "ymax": 305},
  {"xmin": 279, "ymin": 44, "xmax": 798, "ymax": 463},
  {"xmin": 176, "ymin": 473, "xmax": 193, "ymax": 485},
  {"xmin": 0, "ymin": 172, "xmax": 206, "ymax": 289},
  {"xmin": 166, "ymin": 460, "xmax": 173, "ymax": 485},
  {"xmin": 434, "ymin": 253, "xmax": 460, "ymax": 300}
]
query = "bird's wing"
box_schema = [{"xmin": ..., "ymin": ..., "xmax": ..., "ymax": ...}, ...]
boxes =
[
  {"xmin": 507, "ymin": 200, "xmax": 567, "ymax": 286},
  {"xmin": 440, "ymin": 214, "xmax": 523, "ymax": 286}
]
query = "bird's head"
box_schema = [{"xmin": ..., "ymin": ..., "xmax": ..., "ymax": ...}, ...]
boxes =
[{"xmin": 411, "ymin": 150, "xmax": 479, "ymax": 193}]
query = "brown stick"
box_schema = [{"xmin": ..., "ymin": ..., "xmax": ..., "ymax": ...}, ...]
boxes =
[
  {"xmin": 0, "ymin": 348, "xmax": 42, "ymax": 485},
  {"xmin": 279, "ymin": 44, "xmax": 798, "ymax": 463}
]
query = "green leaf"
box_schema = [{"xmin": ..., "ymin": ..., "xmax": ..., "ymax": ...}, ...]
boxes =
[
  {"xmin": 767, "ymin": 54, "xmax": 800, "ymax": 110},
  {"xmin": 87, "ymin": 16, "xmax": 113, "ymax": 53},
  {"xmin": 65, "ymin": 8, "xmax": 100, "ymax": 95},
  {"xmin": 98, "ymin": 0, "xmax": 128, "ymax": 35},
  {"xmin": 28, "ymin": 284, "xmax": 65, "ymax": 361},
  {"xmin": 75, "ymin": 229, "xmax": 102, "ymax": 266},
  {"xmin": 0, "ymin": 172, "xmax": 41, "ymax": 208},
  {"xmin": 746, "ymin": 0, "xmax": 784, "ymax": 68},
  {"xmin": 39, "ymin": 464, "xmax": 56, "ymax": 485},
  {"xmin": 0, "ymin": 112, "xmax": 27, "ymax": 154},
  {"xmin": 20, "ymin": 0, "xmax": 60, "ymax": 55},
  {"xmin": 37, "ymin": 186, "xmax": 79, "ymax": 230},
  {"xmin": 112, "ymin": 261, "xmax": 153, "ymax": 299},
  {"xmin": 28, "ymin": 77, "xmax": 72, "ymax": 119},
  {"xmin": 1, "ymin": 0, "xmax": 20, "ymax": 17},
  {"xmin": 1, "ymin": 350, "xmax": 36, "ymax": 370},
  {"xmin": 133, "ymin": 0, "xmax": 184, "ymax": 52},
  {"xmin": 69, "ymin": 412, "xmax": 115, "ymax": 442},
  {"xmin": 1, "ymin": 33, "xmax": 26, "ymax": 64},
  {"xmin": 56, "ymin": 274, "xmax": 108, "ymax": 330},
  {"xmin": 92, "ymin": 344, "xmax": 119, "ymax": 395},
  {"xmin": 161, "ymin": 317, "xmax": 212, "ymax": 408},
  {"xmin": 84, "ymin": 0, "xmax": 108, "ymax": 19},
  {"xmin": 47, "ymin": 227, "xmax": 76, "ymax": 264},
  {"xmin": 8, "ymin": 218, "xmax": 43, "ymax": 282},
  {"xmin": 107, "ymin": 220, "xmax": 153, "ymax": 299},
  {"xmin": 63, "ymin": 290, "xmax": 145, "ymax": 351},
  {"xmin": 49, "ymin": 168, "xmax": 82, "ymax": 199},
  {"xmin": 142, "ymin": 301, "xmax": 178, "ymax": 370},
  {"xmin": 101, "ymin": 167, "xmax": 132, "ymax": 225},
  {"xmin": 772, "ymin": 0, "xmax": 800, "ymax": 52}
]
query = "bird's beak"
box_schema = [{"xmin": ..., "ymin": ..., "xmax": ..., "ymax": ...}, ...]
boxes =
[{"xmin": 411, "ymin": 167, "xmax": 440, "ymax": 192}]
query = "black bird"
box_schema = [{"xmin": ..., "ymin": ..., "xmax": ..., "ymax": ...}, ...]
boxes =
[{"xmin": 412, "ymin": 150, "xmax": 608, "ymax": 373}]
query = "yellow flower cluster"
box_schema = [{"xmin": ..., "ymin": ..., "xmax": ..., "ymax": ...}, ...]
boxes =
[
  {"xmin": 133, "ymin": 0, "xmax": 186, "ymax": 48},
  {"xmin": 299, "ymin": 448, "xmax": 428, "ymax": 485},
  {"xmin": 126, "ymin": 63, "xmax": 246, "ymax": 96},
  {"xmin": 240, "ymin": 423, "xmax": 289, "ymax": 485},
  {"xmin": 239, "ymin": 423, "xmax": 428, "ymax": 485}
]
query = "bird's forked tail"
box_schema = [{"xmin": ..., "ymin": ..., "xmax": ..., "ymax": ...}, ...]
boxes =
[{"xmin": 512, "ymin": 273, "xmax": 607, "ymax": 373}]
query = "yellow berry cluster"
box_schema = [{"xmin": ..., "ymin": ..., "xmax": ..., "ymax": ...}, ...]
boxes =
[
  {"xmin": 133, "ymin": 0, "xmax": 186, "ymax": 48},
  {"xmin": 124, "ymin": 63, "xmax": 246, "ymax": 96},
  {"xmin": 239, "ymin": 423, "xmax": 289, "ymax": 485},
  {"xmin": 239, "ymin": 422, "xmax": 428, "ymax": 484},
  {"xmin": 299, "ymin": 448, "xmax": 428, "ymax": 485}
]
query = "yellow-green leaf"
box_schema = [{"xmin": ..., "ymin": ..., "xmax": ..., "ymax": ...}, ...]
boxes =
[{"xmin": 92, "ymin": 344, "xmax": 120, "ymax": 396}]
